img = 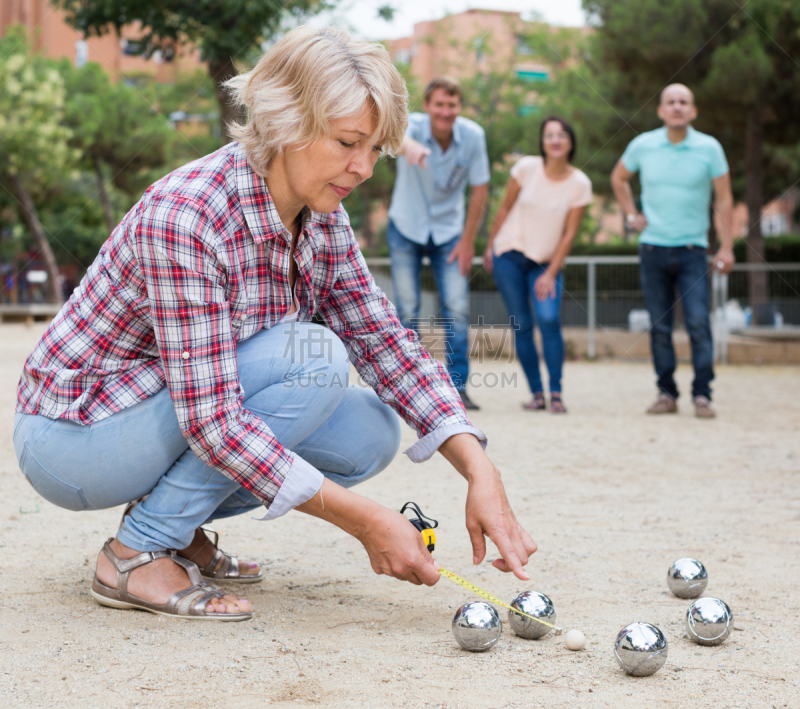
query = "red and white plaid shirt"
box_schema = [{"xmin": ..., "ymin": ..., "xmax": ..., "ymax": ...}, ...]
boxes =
[{"xmin": 17, "ymin": 143, "xmax": 483, "ymax": 511}]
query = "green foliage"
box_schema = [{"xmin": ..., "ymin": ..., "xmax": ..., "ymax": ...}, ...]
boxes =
[
  {"xmin": 578, "ymin": 0, "xmax": 800, "ymax": 204},
  {"xmin": 60, "ymin": 60, "xmax": 170, "ymax": 195},
  {"xmin": 0, "ymin": 28, "xmax": 217, "ymax": 277},
  {"xmin": 53, "ymin": 0, "xmax": 328, "ymax": 66},
  {"xmin": 0, "ymin": 29, "xmax": 76, "ymax": 194},
  {"xmin": 377, "ymin": 4, "xmax": 396, "ymax": 22},
  {"xmin": 41, "ymin": 173, "xmax": 112, "ymax": 270}
]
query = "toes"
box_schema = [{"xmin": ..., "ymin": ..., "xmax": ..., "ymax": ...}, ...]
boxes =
[{"xmin": 217, "ymin": 594, "xmax": 250, "ymax": 614}]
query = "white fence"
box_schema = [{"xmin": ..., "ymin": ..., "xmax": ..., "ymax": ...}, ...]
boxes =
[{"xmin": 364, "ymin": 256, "xmax": 800, "ymax": 365}]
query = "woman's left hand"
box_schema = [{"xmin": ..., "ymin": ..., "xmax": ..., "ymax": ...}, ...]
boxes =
[
  {"xmin": 534, "ymin": 271, "xmax": 557, "ymax": 301},
  {"xmin": 438, "ymin": 433, "xmax": 537, "ymax": 580},
  {"xmin": 464, "ymin": 466, "xmax": 538, "ymax": 579}
]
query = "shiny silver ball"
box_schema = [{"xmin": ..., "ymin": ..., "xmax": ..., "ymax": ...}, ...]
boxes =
[
  {"xmin": 613, "ymin": 622, "xmax": 668, "ymax": 677},
  {"xmin": 508, "ymin": 591, "xmax": 557, "ymax": 640},
  {"xmin": 686, "ymin": 597, "xmax": 733, "ymax": 646},
  {"xmin": 667, "ymin": 558, "xmax": 708, "ymax": 599},
  {"xmin": 451, "ymin": 601, "xmax": 502, "ymax": 652}
]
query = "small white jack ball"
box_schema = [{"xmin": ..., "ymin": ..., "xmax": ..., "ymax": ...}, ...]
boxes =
[{"xmin": 565, "ymin": 629, "xmax": 586, "ymax": 651}]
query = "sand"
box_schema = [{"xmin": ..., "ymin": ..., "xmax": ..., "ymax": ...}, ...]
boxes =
[{"xmin": 1, "ymin": 322, "xmax": 798, "ymax": 708}]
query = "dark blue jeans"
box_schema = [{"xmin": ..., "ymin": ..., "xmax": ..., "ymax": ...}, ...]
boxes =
[
  {"xmin": 639, "ymin": 244, "xmax": 714, "ymax": 400},
  {"xmin": 387, "ymin": 220, "xmax": 470, "ymax": 391},
  {"xmin": 492, "ymin": 250, "xmax": 564, "ymax": 394}
]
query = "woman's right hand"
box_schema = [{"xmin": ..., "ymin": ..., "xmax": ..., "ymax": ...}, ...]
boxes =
[
  {"xmin": 483, "ymin": 248, "xmax": 494, "ymax": 273},
  {"xmin": 356, "ymin": 507, "xmax": 441, "ymax": 586},
  {"xmin": 296, "ymin": 480, "xmax": 440, "ymax": 586}
]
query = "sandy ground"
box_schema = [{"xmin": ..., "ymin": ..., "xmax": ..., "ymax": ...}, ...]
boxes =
[{"xmin": 1, "ymin": 322, "xmax": 799, "ymax": 709}]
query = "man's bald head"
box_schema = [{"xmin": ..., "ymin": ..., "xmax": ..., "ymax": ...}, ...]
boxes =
[
  {"xmin": 657, "ymin": 83, "xmax": 697, "ymax": 131},
  {"xmin": 660, "ymin": 83, "xmax": 694, "ymax": 106}
]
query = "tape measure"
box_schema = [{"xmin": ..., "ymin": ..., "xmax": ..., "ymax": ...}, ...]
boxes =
[
  {"xmin": 400, "ymin": 501, "xmax": 438, "ymax": 553},
  {"xmin": 438, "ymin": 566, "xmax": 560, "ymax": 631},
  {"xmin": 400, "ymin": 501, "xmax": 560, "ymax": 631}
]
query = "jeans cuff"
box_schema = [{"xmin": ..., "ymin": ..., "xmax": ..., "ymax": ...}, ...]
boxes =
[{"xmin": 403, "ymin": 423, "xmax": 488, "ymax": 463}]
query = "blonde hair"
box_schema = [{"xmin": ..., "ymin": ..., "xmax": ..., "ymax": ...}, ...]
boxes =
[{"xmin": 225, "ymin": 26, "xmax": 408, "ymax": 177}]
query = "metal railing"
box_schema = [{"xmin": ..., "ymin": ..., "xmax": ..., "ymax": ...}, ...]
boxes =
[{"xmin": 364, "ymin": 256, "xmax": 800, "ymax": 364}]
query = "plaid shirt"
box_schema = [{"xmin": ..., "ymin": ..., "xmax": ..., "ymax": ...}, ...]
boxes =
[{"xmin": 17, "ymin": 143, "xmax": 484, "ymax": 511}]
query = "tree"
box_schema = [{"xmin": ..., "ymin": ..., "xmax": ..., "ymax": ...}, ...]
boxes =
[
  {"xmin": 0, "ymin": 29, "xmax": 76, "ymax": 304},
  {"xmin": 54, "ymin": 0, "xmax": 329, "ymax": 143},
  {"xmin": 581, "ymin": 0, "xmax": 800, "ymax": 320},
  {"xmin": 61, "ymin": 61, "xmax": 169, "ymax": 232}
]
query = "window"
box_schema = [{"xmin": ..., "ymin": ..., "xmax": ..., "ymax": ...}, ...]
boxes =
[
  {"xmin": 761, "ymin": 213, "xmax": 788, "ymax": 236},
  {"xmin": 516, "ymin": 35, "xmax": 532, "ymax": 55},
  {"xmin": 122, "ymin": 39, "xmax": 145, "ymax": 56},
  {"xmin": 75, "ymin": 40, "xmax": 88, "ymax": 68}
]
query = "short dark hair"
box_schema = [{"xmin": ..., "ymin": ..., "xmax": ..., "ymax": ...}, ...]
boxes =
[
  {"xmin": 539, "ymin": 116, "xmax": 577, "ymax": 163},
  {"xmin": 423, "ymin": 76, "xmax": 462, "ymax": 103}
]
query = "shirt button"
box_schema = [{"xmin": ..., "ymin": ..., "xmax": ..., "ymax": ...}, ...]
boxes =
[{"xmin": 182, "ymin": 351, "xmax": 190, "ymax": 360}]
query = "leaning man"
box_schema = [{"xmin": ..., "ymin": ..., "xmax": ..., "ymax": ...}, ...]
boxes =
[
  {"xmin": 611, "ymin": 83, "xmax": 734, "ymax": 419},
  {"xmin": 387, "ymin": 77, "xmax": 490, "ymax": 410}
]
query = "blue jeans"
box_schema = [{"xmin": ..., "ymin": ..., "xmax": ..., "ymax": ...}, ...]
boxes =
[
  {"xmin": 387, "ymin": 220, "xmax": 470, "ymax": 391},
  {"xmin": 492, "ymin": 250, "xmax": 564, "ymax": 394},
  {"xmin": 13, "ymin": 323, "xmax": 402, "ymax": 551},
  {"xmin": 639, "ymin": 244, "xmax": 714, "ymax": 400}
]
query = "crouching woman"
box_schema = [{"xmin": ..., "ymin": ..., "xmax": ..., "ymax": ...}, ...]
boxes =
[{"xmin": 14, "ymin": 26, "xmax": 536, "ymax": 621}]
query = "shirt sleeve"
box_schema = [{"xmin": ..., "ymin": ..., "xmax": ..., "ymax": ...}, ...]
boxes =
[
  {"xmin": 469, "ymin": 127, "xmax": 491, "ymax": 186},
  {"xmin": 133, "ymin": 195, "xmax": 322, "ymax": 515},
  {"xmin": 572, "ymin": 173, "xmax": 594, "ymax": 208},
  {"xmin": 621, "ymin": 138, "xmax": 641, "ymax": 173},
  {"xmin": 318, "ymin": 232, "xmax": 487, "ymax": 458},
  {"xmin": 709, "ymin": 139, "xmax": 729, "ymax": 179},
  {"xmin": 406, "ymin": 113, "xmax": 426, "ymax": 141},
  {"xmin": 509, "ymin": 156, "xmax": 533, "ymax": 186}
]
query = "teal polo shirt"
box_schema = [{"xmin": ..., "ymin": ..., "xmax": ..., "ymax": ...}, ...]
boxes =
[{"xmin": 622, "ymin": 126, "xmax": 729, "ymax": 248}]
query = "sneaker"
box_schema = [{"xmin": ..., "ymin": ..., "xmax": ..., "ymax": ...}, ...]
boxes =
[
  {"xmin": 693, "ymin": 396, "xmax": 716, "ymax": 419},
  {"xmin": 458, "ymin": 390, "xmax": 480, "ymax": 411},
  {"xmin": 646, "ymin": 393, "xmax": 678, "ymax": 415}
]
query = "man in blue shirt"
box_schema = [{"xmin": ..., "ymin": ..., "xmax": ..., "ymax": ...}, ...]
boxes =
[
  {"xmin": 611, "ymin": 83, "xmax": 734, "ymax": 418},
  {"xmin": 388, "ymin": 77, "xmax": 490, "ymax": 410}
]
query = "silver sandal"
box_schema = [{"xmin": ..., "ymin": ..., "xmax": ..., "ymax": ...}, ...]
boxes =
[
  {"xmin": 120, "ymin": 500, "xmax": 263, "ymax": 584},
  {"xmin": 91, "ymin": 539, "xmax": 251, "ymax": 621},
  {"xmin": 191, "ymin": 527, "xmax": 264, "ymax": 585}
]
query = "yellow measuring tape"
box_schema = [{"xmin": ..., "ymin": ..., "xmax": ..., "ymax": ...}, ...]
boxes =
[{"xmin": 438, "ymin": 566, "xmax": 561, "ymax": 631}]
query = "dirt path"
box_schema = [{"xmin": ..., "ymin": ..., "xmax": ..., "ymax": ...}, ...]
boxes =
[{"xmin": 1, "ymin": 323, "xmax": 798, "ymax": 708}]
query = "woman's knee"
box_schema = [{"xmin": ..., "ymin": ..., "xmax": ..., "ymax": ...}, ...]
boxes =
[
  {"xmin": 313, "ymin": 391, "xmax": 402, "ymax": 487},
  {"xmin": 537, "ymin": 314, "xmax": 561, "ymax": 334},
  {"xmin": 283, "ymin": 324, "xmax": 350, "ymax": 396},
  {"xmin": 512, "ymin": 315, "xmax": 534, "ymax": 340}
]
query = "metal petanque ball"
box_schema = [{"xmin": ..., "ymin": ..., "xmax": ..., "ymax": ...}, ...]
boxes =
[
  {"xmin": 667, "ymin": 558, "xmax": 708, "ymax": 599},
  {"xmin": 613, "ymin": 622, "xmax": 668, "ymax": 677},
  {"xmin": 686, "ymin": 597, "xmax": 733, "ymax": 646},
  {"xmin": 508, "ymin": 591, "xmax": 556, "ymax": 640},
  {"xmin": 451, "ymin": 601, "xmax": 502, "ymax": 652}
]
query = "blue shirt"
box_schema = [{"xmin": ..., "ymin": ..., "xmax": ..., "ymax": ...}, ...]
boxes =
[
  {"xmin": 621, "ymin": 126, "xmax": 729, "ymax": 248},
  {"xmin": 389, "ymin": 113, "xmax": 490, "ymax": 245}
]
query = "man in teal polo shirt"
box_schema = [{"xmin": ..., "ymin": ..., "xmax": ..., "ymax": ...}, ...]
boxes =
[{"xmin": 611, "ymin": 83, "xmax": 734, "ymax": 418}]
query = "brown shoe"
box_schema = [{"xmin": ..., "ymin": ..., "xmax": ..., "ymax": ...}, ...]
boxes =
[
  {"xmin": 693, "ymin": 396, "xmax": 716, "ymax": 419},
  {"xmin": 646, "ymin": 393, "xmax": 678, "ymax": 415}
]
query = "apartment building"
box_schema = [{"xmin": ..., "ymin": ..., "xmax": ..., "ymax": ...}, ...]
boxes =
[{"xmin": 1, "ymin": 0, "xmax": 203, "ymax": 81}]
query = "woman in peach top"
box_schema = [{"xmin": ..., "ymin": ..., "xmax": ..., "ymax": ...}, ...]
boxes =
[{"xmin": 484, "ymin": 117, "xmax": 592, "ymax": 413}]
